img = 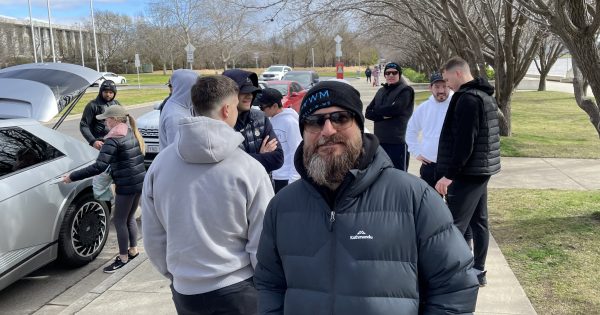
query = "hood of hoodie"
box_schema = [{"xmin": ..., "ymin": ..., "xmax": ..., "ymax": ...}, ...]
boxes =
[
  {"xmin": 165, "ymin": 69, "xmax": 199, "ymax": 110},
  {"xmin": 175, "ymin": 116, "xmax": 244, "ymax": 164},
  {"xmin": 223, "ymin": 69, "xmax": 260, "ymax": 111},
  {"xmin": 459, "ymin": 77, "xmax": 494, "ymax": 96}
]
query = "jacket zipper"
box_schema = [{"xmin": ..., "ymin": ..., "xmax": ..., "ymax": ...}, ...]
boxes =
[{"xmin": 329, "ymin": 209, "xmax": 337, "ymax": 314}]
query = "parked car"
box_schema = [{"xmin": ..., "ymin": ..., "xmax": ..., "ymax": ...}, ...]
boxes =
[
  {"xmin": 282, "ymin": 70, "xmax": 319, "ymax": 89},
  {"xmin": 264, "ymin": 80, "xmax": 306, "ymax": 113},
  {"xmin": 92, "ymin": 72, "xmax": 127, "ymax": 86},
  {"xmin": 260, "ymin": 65, "xmax": 292, "ymax": 81},
  {"xmin": 136, "ymin": 103, "xmax": 161, "ymax": 167},
  {"xmin": 0, "ymin": 63, "xmax": 111, "ymax": 291}
]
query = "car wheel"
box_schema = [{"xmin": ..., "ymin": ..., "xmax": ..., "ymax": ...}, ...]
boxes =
[
  {"xmin": 58, "ymin": 193, "xmax": 110, "ymax": 267},
  {"xmin": 121, "ymin": 79, "xmax": 126, "ymax": 84}
]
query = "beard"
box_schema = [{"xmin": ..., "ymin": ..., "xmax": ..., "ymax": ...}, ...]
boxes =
[{"xmin": 303, "ymin": 132, "xmax": 363, "ymax": 190}]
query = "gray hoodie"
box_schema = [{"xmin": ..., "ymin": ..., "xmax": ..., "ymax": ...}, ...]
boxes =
[
  {"xmin": 158, "ymin": 69, "xmax": 199, "ymax": 150},
  {"xmin": 142, "ymin": 116, "xmax": 274, "ymax": 295}
]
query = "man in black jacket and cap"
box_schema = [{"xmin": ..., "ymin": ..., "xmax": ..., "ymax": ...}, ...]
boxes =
[
  {"xmin": 365, "ymin": 62, "xmax": 414, "ymax": 171},
  {"xmin": 80, "ymin": 80, "xmax": 120, "ymax": 149},
  {"xmin": 435, "ymin": 56, "xmax": 501, "ymax": 287},
  {"xmin": 223, "ymin": 69, "xmax": 284, "ymax": 173},
  {"xmin": 255, "ymin": 80, "xmax": 479, "ymax": 315}
]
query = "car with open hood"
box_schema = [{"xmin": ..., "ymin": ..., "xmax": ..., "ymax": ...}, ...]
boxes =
[{"xmin": 0, "ymin": 63, "xmax": 111, "ymax": 291}]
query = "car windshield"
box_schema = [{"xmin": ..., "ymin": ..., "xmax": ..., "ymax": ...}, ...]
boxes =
[
  {"xmin": 267, "ymin": 66, "xmax": 284, "ymax": 72},
  {"xmin": 283, "ymin": 73, "xmax": 310, "ymax": 85},
  {"xmin": 267, "ymin": 84, "xmax": 288, "ymax": 96}
]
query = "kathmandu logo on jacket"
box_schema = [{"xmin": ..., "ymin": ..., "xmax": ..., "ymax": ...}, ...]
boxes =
[{"xmin": 349, "ymin": 230, "xmax": 373, "ymax": 240}]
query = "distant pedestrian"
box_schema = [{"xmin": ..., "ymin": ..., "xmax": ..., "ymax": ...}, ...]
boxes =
[
  {"xmin": 365, "ymin": 66, "xmax": 372, "ymax": 83},
  {"xmin": 254, "ymin": 81, "xmax": 479, "ymax": 314},
  {"xmin": 365, "ymin": 62, "xmax": 414, "ymax": 171},
  {"xmin": 159, "ymin": 69, "xmax": 199, "ymax": 150},
  {"xmin": 142, "ymin": 75, "xmax": 273, "ymax": 315},
  {"xmin": 64, "ymin": 105, "xmax": 146, "ymax": 273},
  {"xmin": 406, "ymin": 73, "xmax": 453, "ymax": 187},
  {"xmin": 223, "ymin": 69, "xmax": 284, "ymax": 173},
  {"xmin": 435, "ymin": 56, "xmax": 501, "ymax": 287},
  {"xmin": 80, "ymin": 80, "xmax": 120, "ymax": 150},
  {"xmin": 256, "ymin": 88, "xmax": 302, "ymax": 193},
  {"xmin": 372, "ymin": 66, "xmax": 380, "ymax": 86}
]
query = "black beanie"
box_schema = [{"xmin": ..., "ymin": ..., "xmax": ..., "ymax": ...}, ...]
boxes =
[
  {"xmin": 100, "ymin": 80, "xmax": 117, "ymax": 94},
  {"xmin": 384, "ymin": 62, "xmax": 402, "ymax": 74},
  {"xmin": 299, "ymin": 81, "xmax": 364, "ymax": 134}
]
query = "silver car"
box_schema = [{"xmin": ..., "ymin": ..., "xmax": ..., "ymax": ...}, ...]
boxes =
[{"xmin": 0, "ymin": 63, "xmax": 111, "ymax": 291}]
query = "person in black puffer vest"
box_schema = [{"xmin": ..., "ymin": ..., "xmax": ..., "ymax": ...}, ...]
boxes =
[
  {"xmin": 223, "ymin": 69, "xmax": 283, "ymax": 173},
  {"xmin": 365, "ymin": 62, "xmax": 414, "ymax": 171},
  {"xmin": 65, "ymin": 105, "xmax": 146, "ymax": 274},
  {"xmin": 80, "ymin": 80, "xmax": 120, "ymax": 149},
  {"xmin": 435, "ymin": 57, "xmax": 501, "ymax": 287}
]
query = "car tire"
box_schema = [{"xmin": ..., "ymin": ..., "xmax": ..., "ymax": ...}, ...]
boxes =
[
  {"xmin": 121, "ymin": 79, "xmax": 126, "ymax": 84},
  {"xmin": 57, "ymin": 193, "xmax": 110, "ymax": 267}
]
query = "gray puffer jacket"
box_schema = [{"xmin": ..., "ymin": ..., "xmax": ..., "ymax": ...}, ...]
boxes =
[{"xmin": 255, "ymin": 134, "xmax": 479, "ymax": 315}]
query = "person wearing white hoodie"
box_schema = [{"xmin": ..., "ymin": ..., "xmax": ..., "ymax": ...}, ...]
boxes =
[
  {"xmin": 142, "ymin": 75, "xmax": 274, "ymax": 315},
  {"xmin": 406, "ymin": 73, "xmax": 453, "ymax": 187},
  {"xmin": 158, "ymin": 69, "xmax": 199, "ymax": 151},
  {"xmin": 256, "ymin": 88, "xmax": 303, "ymax": 193}
]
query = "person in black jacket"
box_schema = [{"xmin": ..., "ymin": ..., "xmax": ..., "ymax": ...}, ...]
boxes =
[
  {"xmin": 254, "ymin": 81, "xmax": 479, "ymax": 315},
  {"xmin": 223, "ymin": 69, "xmax": 284, "ymax": 173},
  {"xmin": 64, "ymin": 105, "xmax": 146, "ymax": 273},
  {"xmin": 435, "ymin": 57, "xmax": 501, "ymax": 287},
  {"xmin": 365, "ymin": 62, "xmax": 414, "ymax": 171},
  {"xmin": 80, "ymin": 80, "xmax": 121, "ymax": 149}
]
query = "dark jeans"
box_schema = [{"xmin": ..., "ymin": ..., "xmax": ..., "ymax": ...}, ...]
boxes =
[
  {"xmin": 273, "ymin": 180, "xmax": 289, "ymax": 194},
  {"xmin": 419, "ymin": 162, "xmax": 437, "ymax": 188},
  {"xmin": 380, "ymin": 142, "xmax": 410, "ymax": 171},
  {"xmin": 171, "ymin": 278, "xmax": 257, "ymax": 315},
  {"xmin": 446, "ymin": 176, "xmax": 491, "ymax": 271},
  {"xmin": 366, "ymin": 75, "xmax": 371, "ymax": 83},
  {"xmin": 113, "ymin": 192, "xmax": 140, "ymax": 256}
]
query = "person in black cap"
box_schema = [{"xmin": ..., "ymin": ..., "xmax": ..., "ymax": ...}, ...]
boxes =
[
  {"xmin": 406, "ymin": 73, "xmax": 453, "ymax": 188},
  {"xmin": 256, "ymin": 88, "xmax": 302, "ymax": 193},
  {"xmin": 223, "ymin": 69, "xmax": 283, "ymax": 173},
  {"xmin": 254, "ymin": 80, "xmax": 479, "ymax": 314},
  {"xmin": 365, "ymin": 62, "xmax": 414, "ymax": 171},
  {"xmin": 80, "ymin": 80, "xmax": 121, "ymax": 149}
]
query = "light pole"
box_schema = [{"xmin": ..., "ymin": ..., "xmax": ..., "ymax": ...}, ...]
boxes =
[
  {"xmin": 311, "ymin": 47, "xmax": 315, "ymax": 68},
  {"xmin": 254, "ymin": 52, "xmax": 259, "ymax": 69},
  {"xmin": 79, "ymin": 24, "xmax": 85, "ymax": 66},
  {"xmin": 90, "ymin": 0, "xmax": 100, "ymax": 71},
  {"xmin": 46, "ymin": 0, "xmax": 56, "ymax": 62},
  {"xmin": 28, "ymin": 0, "xmax": 37, "ymax": 63}
]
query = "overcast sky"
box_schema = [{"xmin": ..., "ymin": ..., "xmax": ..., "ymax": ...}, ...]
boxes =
[{"xmin": 0, "ymin": 0, "xmax": 147, "ymax": 26}]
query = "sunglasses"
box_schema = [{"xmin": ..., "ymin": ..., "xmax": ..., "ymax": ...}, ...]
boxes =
[
  {"xmin": 384, "ymin": 70, "xmax": 399, "ymax": 76},
  {"xmin": 303, "ymin": 111, "xmax": 355, "ymax": 133}
]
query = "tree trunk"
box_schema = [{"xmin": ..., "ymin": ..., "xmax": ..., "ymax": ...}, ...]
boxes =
[
  {"xmin": 496, "ymin": 85, "xmax": 513, "ymax": 136},
  {"xmin": 572, "ymin": 59, "xmax": 600, "ymax": 138},
  {"xmin": 538, "ymin": 71, "xmax": 548, "ymax": 91}
]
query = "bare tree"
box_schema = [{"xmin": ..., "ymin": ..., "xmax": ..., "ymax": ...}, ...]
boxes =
[
  {"xmin": 533, "ymin": 33, "xmax": 565, "ymax": 91},
  {"xmin": 93, "ymin": 11, "xmax": 134, "ymax": 72}
]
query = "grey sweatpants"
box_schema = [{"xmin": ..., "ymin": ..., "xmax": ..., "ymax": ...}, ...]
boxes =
[{"xmin": 113, "ymin": 192, "xmax": 141, "ymax": 256}]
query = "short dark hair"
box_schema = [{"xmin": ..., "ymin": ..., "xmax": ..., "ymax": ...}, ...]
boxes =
[
  {"xmin": 191, "ymin": 75, "xmax": 239, "ymax": 117},
  {"xmin": 441, "ymin": 56, "xmax": 469, "ymax": 72}
]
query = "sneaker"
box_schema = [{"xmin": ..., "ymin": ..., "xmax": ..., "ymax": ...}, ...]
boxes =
[
  {"xmin": 128, "ymin": 252, "xmax": 139, "ymax": 260},
  {"xmin": 477, "ymin": 270, "xmax": 487, "ymax": 287},
  {"xmin": 103, "ymin": 256, "xmax": 128, "ymax": 273}
]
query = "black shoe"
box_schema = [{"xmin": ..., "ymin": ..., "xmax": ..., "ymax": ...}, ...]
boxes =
[
  {"xmin": 477, "ymin": 270, "xmax": 487, "ymax": 287},
  {"xmin": 103, "ymin": 256, "xmax": 128, "ymax": 273},
  {"xmin": 128, "ymin": 252, "xmax": 139, "ymax": 260}
]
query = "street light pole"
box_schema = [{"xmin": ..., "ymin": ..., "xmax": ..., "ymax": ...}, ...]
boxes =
[
  {"xmin": 90, "ymin": 0, "xmax": 100, "ymax": 71},
  {"xmin": 79, "ymin": 25, "xmax": 85, "ymax": 66},
  {"xmin": 312, "ymin": 47, "xmax": 315, "ymax": 68},
  {"xmin": 46, "ymin": 0, "xmax": 56, "ymax": 62},
  {"xmin": 28, "ymin": 0, "xmax": 37, "ymax": 63}
]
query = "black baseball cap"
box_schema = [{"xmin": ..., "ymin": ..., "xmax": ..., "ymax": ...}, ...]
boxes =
[
  {"xmin": 256, "ymin": 88, "xmax": 283, "ymax": 108},
  {"xmin": 430, "ymin": 73, "xmax": 445, "ymax": 85}
]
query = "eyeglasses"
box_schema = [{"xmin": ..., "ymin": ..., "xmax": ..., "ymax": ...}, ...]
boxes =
[
  {"xmin": 384, "ymin": 70, "xmax": 399, "ymax": 76},
  {"xmin": 303, "ymin": 111, "xmax": 355, "ymax": 133}
]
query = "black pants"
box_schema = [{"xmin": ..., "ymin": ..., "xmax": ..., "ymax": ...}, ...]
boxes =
[
  {"xmin": 366, "ymin": 75, "xmax": 371, "ymax": 83},
  {"xmin": 273, "ymin": 180, "xmax": 288, "ymax": 194},
  {"xmin": 446, "ymin": 176, "xmax": 490, "ymax": 271},
  {"xmin": 171, "ymin": 278, "xmax": 257, "ymax": 315},
  {"xmin": 380, "ymin": 142, "xmax": 410, "ymax": 171},
  {"xmin": 419, "ymin": 162, "xmax": 437, "ymax": 188},
  {"xmin": 113, "ymin": 192, "xmax": 140, "ymax": 256}
]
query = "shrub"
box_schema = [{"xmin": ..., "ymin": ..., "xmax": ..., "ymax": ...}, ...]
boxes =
[{"xmin": 403, "ymin": 68, "xmax": 428, "ymax": 83}]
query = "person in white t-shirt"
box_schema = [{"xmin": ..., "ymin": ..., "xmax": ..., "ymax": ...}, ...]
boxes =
[
  {"xmin": 256, "ymin": 88, "xmax": 302, "ymax": 193},
  {"xmin": 406, "ymin": 73, "xmax": 453, "ymax": 187}
]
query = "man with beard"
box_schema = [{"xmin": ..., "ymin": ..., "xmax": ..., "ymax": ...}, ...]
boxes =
[
  {"xmin": 435, "ymin": 57, "xmax": 501, "ymax": 287},
  {"xmin": 406, "ymin": 73, "xmax": 453, "ymax": 187},
  {"xmin": 80, "ymin": 80, "xmax": 120, "ymax": 149},
  {"xmin": 365, "ymin": 62, "xmax": 414, "ymax": 170},
  {"xmin": 254, "ymin": 81, "xmax": 479, "ymax": 315}
]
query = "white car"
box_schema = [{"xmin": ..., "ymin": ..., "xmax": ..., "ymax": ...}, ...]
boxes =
[
  {"xmin": 136, "ymin": 103, "xmax": 161, "ymax": 167},
  {"xmin": 93, "ymin": 72, "xmax": 127, "ymax": 86},
  {"xmin": 260, "ymin": 65, "xmax": 292, "ymax": 81}
]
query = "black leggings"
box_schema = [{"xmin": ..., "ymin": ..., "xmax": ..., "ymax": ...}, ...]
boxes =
[{"xmin": 113, "ymin": 192, "xmax": 141, "ymax": 256}]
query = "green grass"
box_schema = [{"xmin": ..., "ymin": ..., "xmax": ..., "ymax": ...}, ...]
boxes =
[
  {"xmin": 124, "ymin": 73, "xmax": 172, "ymax": 85},
  {"xmin": 71, "ymin": 88, "xmax": 169, "ymax": 115},
  {"xmin": 414, "ymin": 90, "xmax": 600, "ymax": 158},
  {"xmin": 489, "ymin": 189, "xmax": 600, "ymax": 315}
]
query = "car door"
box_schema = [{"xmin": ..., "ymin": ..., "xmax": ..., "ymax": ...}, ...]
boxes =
[
  {"xmin": 0, "ymin": 126, "xmax": 67, "ymax": 266},
  {"xmin": 288, "ymin": 83, "xmax": 303, "ymax": 113}
]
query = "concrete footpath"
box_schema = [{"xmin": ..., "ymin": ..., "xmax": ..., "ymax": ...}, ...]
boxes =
[{"xmin": 47, "ymin": 77, "xmax": 600, "ymax": 315}]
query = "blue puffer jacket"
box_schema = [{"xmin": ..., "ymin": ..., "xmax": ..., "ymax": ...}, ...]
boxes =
[{"xmin": 255, "ymin": 134, "xmax": 479, "ymax": 315}]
